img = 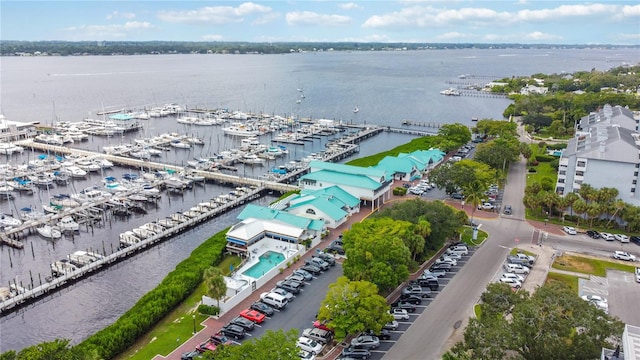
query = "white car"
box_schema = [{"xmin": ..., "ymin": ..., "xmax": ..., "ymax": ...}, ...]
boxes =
[
  {"xmin": 601, "ymin": 232, "xmax": 615, "ymax": 241},
  {"xmin": 613, "ymin": 251, "xmax": 637, "ymax": 261},
  {"xmin": 436, "ymin": 256, "xmax": 457, "ymax": 266},
  {"xmin": 296, "ymin": 336, "xmax": 323, "ymax": 354},
  {"xmin": 582, "ymin": 295, "xmax": 609, "ymax": 312},
  {"xmin": 614, "ymin": 234, "xmax": 630, "ymax": 243},
  {"xmin": 504, "ymin": 263, "xmax": 530, "ymax": 274},
  {"xmin": 501, "ymin": 273, "xmax": 525, "ymax": 282},
  {"xmin": 298, "ymin": 350, "xmax": 316, "ymax": 360},
  {"xmin": 499, "ymin": 277, "xmax": 522, "ymax": 288},
  {"xmin": 581, "ymin": 294, "xmax": 607, "ymax": 303},
  {"xmin": 390, "ymin": 308, "xmax": 410, "ymax": 320},
  {"xmin": 443, "ymin": 250, "xmax": 462, "ymax": 260},
  {"xmin": 562, "ymin": 226, "xmax": 577, "ymax": 235},
  {"xmin": 635, "ymin": 267, "xmax": 640, "ymax": 283},
  {"xmin": 478, "ymin": 202, "xmax": 495, "ymax": 210}
]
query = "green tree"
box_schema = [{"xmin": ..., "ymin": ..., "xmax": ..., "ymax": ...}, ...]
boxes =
[
  {"xmin": 474, "ymin": 138, "xmax": 521, "ymax": 172},
  {"xmin": 462, "ymin": 180, "xmax": 485, "ymax": 222},
  {"xmin": 342, "ymin": 218, "xmax": 412, "ymax": 292},
  {"xmin": 210, "ymin": 329, "xmax": 299, "ymax": 360},
  {"xmin": 317, "ymin": 277, "xmax": 393, "ymax": 340},
  {"xmin": 429, "ymin": 160, "xmax": 496, "ymax": 195},
  {"xmin": 519, "ymin": 142, "xmax": 532, "ymax": 160},
  {"xmin": 449, "ymin": 282, "xmax": 624, "ymax": 360},
  {"xmin": 564, "ymin": 192, "xmax": 579, "ymax": 216},
  {"xmin": 572, "ymin": 199, "xmax": 588, "ymax": 226},
  {"xmin": 9, "ymin": 339, "xmax": 97, "ymax": 360},
  {"xmin": 203, "ymin": 266, "xmax": 227, "ymax": 308},
  {"xmin": 437, "ymin": 123, "xmax": 472, "ymax": 150}
]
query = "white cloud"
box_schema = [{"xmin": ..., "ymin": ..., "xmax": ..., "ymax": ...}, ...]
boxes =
[
  {"xmin": 286, "ymin": 11, "xmax": 351, "ymax": 26},
  {"xmin": 338, "ymin": 2, "xmax": 362, "ymax": 10},
  {"xmin": 481, "ymin": 31, "xmax": 562, "ymax": 42},
  {"xmin": 617, "ymin": 32, "xmax": 640, "ymax": 40},
  {"xmin": 436, "ymin": 31, "xmax": 470, "ymax": 40},
  {"xmin": 106, "ymin": 11, "xmax": 136, "ymax": 20},
  {"xmin": 515, "ymin": 4, "xmax": 617, "ymax": 21},
  {"xmin": 65, "ymin": 21, "xmax": 155, "ymax": 39},
  {"xmin": 202, "ymin": 34, "xmax": 224, "ymax": 41},
  {"xmin": 158, "ymin": 2, "xmax": 272, "ymax": 24},
  {"xmin": 522, "ymin": 31, "xmax": 562, "ymax": 41},
  {"xmin": 252, "ymin": 12, "xmax": 280, "ymax": 25}
]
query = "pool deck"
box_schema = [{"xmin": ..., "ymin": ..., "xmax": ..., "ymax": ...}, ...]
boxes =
[{"xmin": 157, "ymin": 203, "xmax": 372, "ymax": 360}]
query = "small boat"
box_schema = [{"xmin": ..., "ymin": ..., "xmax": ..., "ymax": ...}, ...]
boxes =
[
  {"xmin": 0, "ymin": 214, "xmax": 22, "ymax": 228},
  {"xmin": 240, "ymin": 154, "xmax": 265, "ymax": 165},
  {"xmin": 170, "ymin": 140, "xmax": 191, "ymax": 149},
  {"xmin": 64, "ymin": 166, "xmax": 88, "ymax": 178},
  {"xmin": 51, "ymin": 259, "xmax": 78, "ymax": 277},
  {"xmin": 58, "ymin": 216, "xmax": 80, "ymax": 232},
  {"xmin": 183, "ymin": 210, "xmax": 200, "ymax": 218},
  {"xmin": 128, "ymin": 194, "xmax": 148, "ymax": 202},
  {"xmin": 43, "ymin": 203, "xmax": 63, "ymax": 214},
  {"xmin": 440, "ymin": 87, "xmax": 461, "ymax": 96},
  {"xmin": 67, "ymin": 251, "xmax": 102, "ymax": 267},
  {"xmin": 36, "ymin": 224, "xmax": 62, "ymax": 239},
  {"xmin": 157, "ymin": 218, "xmax": 177, "ymax": 229},
  {"xmin": 471, "ymin": 117, "xmax": 479, "ymax": 122},
  {"xmin": 119, "ymin": 231, "xmax": 141, "ymax": 248},
  {"xmin": 170, "ymin": 213, "xmax": 189, "ymax": 223},
  {"xmin": 141, "ymin": 222, "xmax": 164, "ymax": 234},
  {"xmin": 132, "ymin": 227, "xmax": 155, "ymax": 239},
  {"xmin": 181, "ymin": 171, "xmax": 205, "ymax": 182},
  {"xmin": 353, "ymin": 106, "xmax": 359, "ymax": 113}
]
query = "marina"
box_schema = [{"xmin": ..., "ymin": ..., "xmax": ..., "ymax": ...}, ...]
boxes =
[{"xmin": 0, "ymin": 116, "xmax": 382, "ymax": 313}]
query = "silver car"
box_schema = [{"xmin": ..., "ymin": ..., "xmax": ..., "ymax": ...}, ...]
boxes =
[{"xmin": 351, "ymin": 335, "xmax": 380, "ymax": 349}]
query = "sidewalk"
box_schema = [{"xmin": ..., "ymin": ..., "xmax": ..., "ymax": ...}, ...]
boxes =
[{"xmin": 156, "ymin": 207, "xmax": 374, "ymax": 360}]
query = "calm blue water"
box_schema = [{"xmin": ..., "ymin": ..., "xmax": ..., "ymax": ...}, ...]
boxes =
[
  {"xmin": 242, "ymin": 250, "xmax": 286, "ymax": 279},
  {"xmin": 0, "ymin": 48, "xmax": 638, "ymax": 353}
]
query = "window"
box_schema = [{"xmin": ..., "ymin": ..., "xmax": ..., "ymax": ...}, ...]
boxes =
[
  {"xmin": 575, "ymin": 171, "xmax": 584, "ymax": 176},
  {"xmin": 577, "ymin": 161, "xmax": 586, "ymax": 167},
  {"xmin": 558, "ymin": 179, "xmax": 565, "ymax": 183},
  {"xmin": 559, "ymin": 171, "xmax": 566, "ymax": 175},
  {"xmin": 306, "ymin": 209, "xmax": 316, "ymax": 215}
]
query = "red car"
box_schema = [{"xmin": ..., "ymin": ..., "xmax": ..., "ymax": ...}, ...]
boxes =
[
  {"xmin": 313, "ymin": 320, "xmax": 333, "ymax": 332},
  {"xmin": 239, "ymin": 309, "xmax": 266, "ymax": 324},
  {"xmin": 196, "ymin": 340, "xmax": 217, "ymax": 353}
]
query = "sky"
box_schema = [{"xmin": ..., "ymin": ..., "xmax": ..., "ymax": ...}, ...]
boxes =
[{"xmin": 1, "ymin": 1, "xmax": 639, "ymax": 45}]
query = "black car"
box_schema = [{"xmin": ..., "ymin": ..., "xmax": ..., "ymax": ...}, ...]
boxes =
[
  {"xmin": 326, "ymin": 243, "xmax": 345, "ymax": 255},
  {"xmin": 181, "ymin": 350, "xmax": 203, "ymax": 360},
  {"xmin": 276, "ymin": 279, "xmax": 302, "ymax": 294},
  {"xmin": 586, "ymin": 230, "xmax": 601, "ymax": 239},
  {"xmin": 415, "ymin": 276, "xmax": 440, "ymax": 291},
  {"xmin": 341, "ymin": 345, "xmax": 371, "ymax": 359},
  {"xmin": 430, "ymin": 263, "xmax": 452, "ymax": 272},
  {"xmin": 210, "ymin": 333, "xmax": 233, "ymax": 346},
  {"xmin": 220, "ymin": 324, "xmax": 246, "ymax": 340},
  {"xmin": 314, "ymin": 252, "xmax": 336, "ymax": 265},
  {"xmin": 398, "ymin": 293, "xmax": 422, "ymax": 305},
  {"xmin": 364, "ymin": 328, "xmax": 391, "ymax": 340},
  {"xmin": 391, "ymin": 300, "xmax": 417, "ymax": 312},
  {"xmin": 451, "ymin": 193, "xmax": 464, "ymax": 199},
  {"xmin": 301, "ymin": 264, "xmax": 323, "ymax": 275},
  {"xmin": 230, "ymin": 316, "xmax": 255, "ymax": 331},
  {"xmin": 631, "ymin": 236, "xmax": 640, "ymax": 245},
  {"xmin": 503, "ymin": 205, "xmax": 512, "ymax": 215},
  {"xmin": 250, "ymin": 301, "xmax": 275, "ymax": 316}
]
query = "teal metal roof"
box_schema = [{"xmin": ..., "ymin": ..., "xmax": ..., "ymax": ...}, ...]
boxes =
[
  {"xmin": 288, "ymin": 196, "xmax": 348, "ymax": 221},
  {"xmin": 237, "ymin": 204, "xmax": 323, "ymax": 231},
  {"xmin": 109, "ymin": 113, "xmax": 134, "ymax": 121},
  {"xmin": 300, "ymin": 170, "xmax": 383, "ymax": 190},
  {"xmin": 301, "ymin": 185, "xmax": 360, "ymax": 208},
  {"xmin": 308, "ymin": 160, "xmax": 388, "ymax": 182},
  {"xmin": 373, "ymin": 156, "xmax": 417, "ymax": 174}
]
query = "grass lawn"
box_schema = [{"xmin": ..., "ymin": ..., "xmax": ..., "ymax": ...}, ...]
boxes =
[
  {"xmin": 460, "ymin": 226, "xmax": 488, "ymax": 246},
  {"xmin": 551, "ymin": 254, "xmax": 636, "ymax": 277},
  {"xmin": 545, "ymin": 272, "xmax": 580, "ymax": 293},
  {"xmin": 474, "ymin": 304, "xmax": 482, "ymax": 319},
  {"xmin": 117, "ymin": 255, "xmax": 242, "ymax": 360}
]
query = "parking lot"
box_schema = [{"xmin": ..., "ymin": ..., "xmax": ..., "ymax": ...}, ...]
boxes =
[{"xmin": 579, "ymin": 269, "xmax": 640, "ymax": 327}]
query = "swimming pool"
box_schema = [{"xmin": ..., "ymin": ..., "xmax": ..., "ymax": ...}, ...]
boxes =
[{"xmin": 242, "ymin": 250, "xmax": 285, "ymax": 279}]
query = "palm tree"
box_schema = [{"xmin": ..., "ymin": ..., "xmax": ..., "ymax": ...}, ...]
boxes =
[
  {"xmin": 605, "ymin": 199, "xmax": 625, "ymax": 228},
  {"xmin": 586, "ymin": 203, "xmax": 601, "ymax": 228},
  {"xmin": 203, "ymin": 266, "xmax": 227, "ymax": 308},
  {"xmin": 572, "ymin": 199, "xmax": 588, "ymax": 226},
  {"xmin": 462, "ymin": 181, "xmax": 485, "ymax": 222},
  {"xmin": 565, "ymin": 192, "xmax": 579, "ymax": 216},
  {"xmin": 555, "ymin": 196, "xmax": 569, "ymax": 221},
  {"xmin": 578, "ymin": 184, "xmax": 597, "ymax": 204}
]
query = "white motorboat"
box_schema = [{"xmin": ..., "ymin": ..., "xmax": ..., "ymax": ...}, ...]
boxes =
[
  {"xmin": 440, "ymin": 87, "xmax": 461, "ymax": 96},
  {"xmin": 222, "ymin": 124, "xmax": 259, "ymax": 137},
  {"xmin": 170, "ymin": 140, "xmax": 191, "ymax": 149},
  {"xmin": 119, "ymin": 231, "xmax": 141, "ymax": 248},
  {"xmin": 182, "ymin": 210, "xmax": 200, "ymax": 218},
  {"xmin": 0, "ymin": 214, "xmax": 22, "ymax": 228},
  {"xmin": 51, "ymin": 259, "xmax": 78, "ymax": 277},
  {"xmin": 181, "ymin": 171, "xmax": 205, "ymax": 182},
  {"xmin": 103, "ymin": 176, "xmax": 128, "ymax": 193},
  {"xmin": 353, "ymin": 106, "xmax": 359, "ymax": 113},
  {"xmin": 67, "ymin": 251, "xmax": 102, "ymax": 266},
  {"xmin": 240, "ymin": 154, "xmax": 265, "ymax": 165},
  {"xmin": 63, "ymin": 166, "xmax": 88, "ymax": 178},
  {"xmin": 36, "ymin": 224, "xmax": 62, "ymax": 239},
  {"xmin": 58, "ymin": 216, "xmax": 80, "ymax": 232},
  {"xmin": 157, "ymin": 218, "xmax": 177, "ymax": 229},
  {"xmin": 170, "ymin": 213, "xmax": 189, "ymax": 223},
  {"xmin": 141, "ymin": 222, "xmax": 164, "ymax": 234},
  {"xmin": 132, "ymin": 227, "xmax": 155, "ymax": 239},
  {"xmin": 128, "ymin": 194, "xmax": 148, "ymax": 202}
]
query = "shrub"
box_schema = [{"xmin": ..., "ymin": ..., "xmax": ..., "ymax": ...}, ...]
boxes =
[
  {"xmin": 198, "ymin": 304, "xmax": 220, "ymax": 316},
  {"xmin": 393, "ymin": 187, "xmax": 407, "ymax": 196},
  {"xmin": 536, "ymin": 154, "xmax": 556, "ymax": 162},
  {"xmin": 547, "ymin": 143, "xmax": 567, "ymax": 150},
  {"xmin": 564, "ymin": 214, "xmax": 579, "ymax": 223},
  {"xmin": 551, "ymin": 159, "xmax": 559, "ymax": 170}
]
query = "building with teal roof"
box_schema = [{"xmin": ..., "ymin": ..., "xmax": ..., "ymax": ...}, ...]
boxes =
[
  {"xmin": 300, "ymin": 161, "xmax": 392, "ymax": 210},
  {"xmin": 284, "ymin": 185, "xmax": 361, "ymax": 229}
]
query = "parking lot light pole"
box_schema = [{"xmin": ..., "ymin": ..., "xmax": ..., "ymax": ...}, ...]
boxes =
[{"xmin": 192, "ymin": 315, "xmax": 196, "ymax": 334}]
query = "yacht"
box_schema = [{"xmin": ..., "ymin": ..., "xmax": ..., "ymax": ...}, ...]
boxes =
[
  {"xmin": 58, "ymin": 216, "xmax": 80, "ymax": 232},
  {"xmin": 222, "ymin": 124, "xmax": 259, "ymax": 137},
  {"xmin": 36, "ymin": 224, "xmax": 62, "ymax": 239},
  {"xmin": 0, "ymin": 214, "xmax": 22, "ymax": 228},
  {"xmin": 157, "ymin": 218, "xmax": 177, "ymax": 229},
  {"xmin": 141, "ymin": 222, "xmax": 165, "ymax": 234},
  {"xmin": 63, "ymin": 166, "xmax": 88, "ymax": 178},
  {"xmin": 170, "ymin": 212, "xmax": 189, "ymax": 223},
  {"xmin": 51, "ymin": 259, "xmax": 78, "ymax": 277},
  {"xmin": 169, "ymin": 140, "xmax": 191, "ymax": 149},
  {"xmin": 67, "ymin": 251, "xmax": 101, "ymax": 267},
  {"xmin": 103, "ymin": 176, "xmax": 128, "ymax": 193},
  {"xmin": 440, "ymin": 87, "xmax": 461, "ymax": 96},
  {"xmin": 132, "ymin": 227, "xmax": 155, "ymax": 239},
  {"xmin": 240, "ymin": 154, "xmax": 265, "ymax": 165},
  {"xmin": 119, "ymin": 231, "xmax": 141, "ymax": 248}
]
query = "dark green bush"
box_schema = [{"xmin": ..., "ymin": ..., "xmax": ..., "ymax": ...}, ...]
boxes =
[
  {"xmin": 536, "ymin": 154, "xmax": 556, "ymax": 162},
  {"xmin": 198, "ymin": 304, "xmax": 220, "ymax": 316},
  {"xmin": 393, "ymin": 187, "xmax": 407, "ymax": 196},
  {"xmin": 547, "ymin": 143, "xmax": 567, "ymax": 150}
]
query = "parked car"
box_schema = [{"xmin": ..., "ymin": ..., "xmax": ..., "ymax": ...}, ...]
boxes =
[
  {"xmin": 230, "ymin": 315, "xmax": 255, "ymax": 331},
  {"xmin": 391, "ymin": 300, "xmax": 417, "ymax": 313},
  {"xmin": 239, "ymin": 309, "xmax": 266, "ymax": 324},
  {"xmin": 415, "ymin": 276, "xmax": 440, "ymax": 291},
  {"xmin": 301, "ymin": 264, "xmax": 323, "ymax": 275},
  {"xmin": 582, "ymin": 295, "xmax": 609, "ymax": 312},
  {"xmin": 514, "ymin": 253, "xmax": 536, "ymax": 264},
  {"xmin": 270, "ymin": 287, "xmax": 295, "ymax": 302},
  {"xmin": 601, "ymin": 232, "xmax": 615, "ymax": 241},
  {"xmin": 276, "ymin": 280, "xmax": 303, "ymax": 294},
  {"xmin": 423, "ymin": 269, "xmax": 446, "ymax": 278},
  {"xmin": 507, "ymin": 255, "xmax": 533, "ymax": 267},
  {"xmin": 631, "ymin": 236, "xmax": 640, "ymax": 245},
  {"xmin": 181, "ymin": 350, "xmax": 203, "ymax": 360},
  {"xmin": 635, "ymin": 267, "xmax": 640, "ymax": 283},
  {"xmin": 305, "ymin": 257, "xmax": 330, "ymax": 271},
  {"xmin": 293, "ymin": 268, "xmax": 314, "ymax": 281},
  {"xmin": 298, "ymin": 350, "xmax": 316, "ymax": 360},
  {"xmin": 314, "ymin": 252, "xmax": 336, "ymax": 266},
  {"xmin": 210, "ymin": 333, "xmax": 234, "ymax": 346},
  {"xmin": 250, "ymin": 301, "xmax": 275, "ymax": 316},
  {"xmin": 351, "ymin": 335, "xmax": 380, "ymax": 349},
  {"xmin": 341, "ymin": 346, "xmax": 371, "ymax": 359},
  {"xmin": 297, "ymin": 336, "xmax": 323, "ymax": 354},
  {"xmin": 501, "ymin": 273, "xmax": 525, "ymax": 282},
  {"xmin": 586, "ymin": 230, "xmax": 601, "ymax": 239},
  {"xmin": 401, "ymin": 283, "xmax": 430, "ymax": 298},
  {"xmin": 562, "ymin": 226, "xmax": 577, "ymax": 235},
  {"xmin": 581, "ymin": 294, "xmax": 607, "ymax": 303},
  {"xmin": 451, "ymin": 193, "xmax": 464, "ymax": 199},
  {"xmin": 364, "ymin": 328, "xmax": 391, "ymax": 340},
  {"xmin": 399, "ymin": 293, "xmax": 422, "ymax": 305},
  {"xmin": 287, "ymin": 273, "xmax": 308, "ymax": 284},
  {"xmin": 614, "ymin": 234, "xmax": 630, "ymax": 243},
  {"xmin": 313, "ymin": 320, "xmax": 333, "ymax": 332},
  {"xmin": 503, "ymin": 205, "xmax": 512, "ymax": 215},
  {"xmin": 478, "ymin": 202, "xmax": 495, "ymax": 210},
  {"xmin": 195, "ymin": 341, "xmax": 217, "ymax": 354},
  {"xmin": 504, "ymin": 263, "xmax": 530, "ymax": 274},
  {"xmin": 430, "ymin": 263, "xmax": 452, "ymax": 272},
  {"xmin": 220, "ymin": 324, "xmax": 246, "ymax": 340},
  {"xmin": 612, "ymin": 251, "xmax": 637, "ymax": 261},
  {"xmin": 326, "ymin": 243, "xmax": 345, "ymax": 255},
  {"xmin": 390, "ymin": 308, "xmax": 410, "ymax": 320},
  {"xmin": 436, "ymin": 256, "xmax": 457, "ymax": 266},
  {"xmin": 448, "ymin": 245, "xmax": 469, "ymax": 255},
  {"xmin": 383, "ymin": 320, "xmax": 399, "ymax": 330},
  {"xmin": 302, "ymin": 327, "xmax": 334, "ymax": 345},
  {"xmin": 499, "ymin": 277, "xmax": 522, "ymax": 288},
  {"xmin": 443, "ymin": 250, "xmax": 462, "ymax": 260}
]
